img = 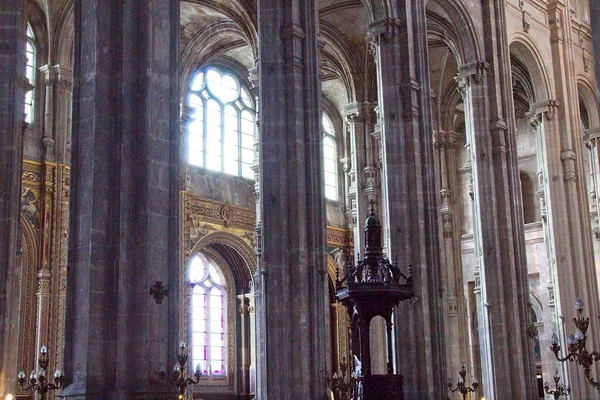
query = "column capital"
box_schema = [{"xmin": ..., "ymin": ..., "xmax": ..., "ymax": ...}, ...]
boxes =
[
  {"xmin": 526, "ymin": 99, "xmax": 561, "ymax": 128},
  {"xmin": 343, "ymin": 101, "xmax": 376, "ymax": 123},
  {"xmin": 366, "ymin": 17, "xmax": 402, "ymax": 45},
  {"xmin": 455, "ymin": 61, "xmax": 489, "ymax": 97},
  {"xmin": 39, "ymin": 64, "xmax": 59, "ymax": 86},
  {"xmin": 584, "ymin": 127, "xmax": 600, "ymax": 146},
  {"xmin": 433, "ymin": 130, "xmax": 461, "ymax": 149}
]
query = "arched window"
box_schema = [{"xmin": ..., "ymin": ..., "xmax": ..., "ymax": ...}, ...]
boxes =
[
  {"xmin": 323, "ymin": 113, "xmax": 338, "ymax": 201},
  {"xmin": 187, "ymin": 67, "xmax": 255, "ymax": 179},
  {"xmin": 24, "ymin": 24, "xmax": 36, "ymax": 124},
  {"xmin": 189, "ymin": 253, "xmax": 227, "ymax": 379}
]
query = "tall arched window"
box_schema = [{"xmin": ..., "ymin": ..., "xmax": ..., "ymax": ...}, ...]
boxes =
[
  {"xmin": 323, "ymin": 113, "xmax": 338, "ymax": 200},
  {"xmin": 187, "ymin": 67, "xmax": 255, "ymax": 179},
  {"xmin": 24, "ymin": 24, "xmax": 36, "ymax": 124},
  {"xmin": 189, "ymin": 253, "xmax": 227, "ymax": 379}
]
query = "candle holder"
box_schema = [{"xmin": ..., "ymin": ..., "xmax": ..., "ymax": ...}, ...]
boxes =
[
  {"xmin": 447, "ymin": 364, "xmax": 478, "ymax": 400},
  {"xmin": 166, "ymin": 341, "xmax": 202, "ymax": 400},
  {"xmin": 550, "ymin": 298, "xmax": 600, "ymax": 390},
  {"xmin": 17, "ymin": 345, "xmax": 64, "ymax": 400},
  {"xmin": 544, "ymin": 369, "xmax": 571, "ymax": 399}
]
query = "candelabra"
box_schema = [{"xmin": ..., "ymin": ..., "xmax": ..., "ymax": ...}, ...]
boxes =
[
  {"xmin": 544, "ymin": 369, "xmax": 571, "ymax": 399},
  {"xmin": 447, "ymin": 364, "xmax": 478, "ymax": 400},
  {"xmin": 550, "ymin": 298, "xmax": 600, "ymax": 390},
  {"xmin": 17, "ymin": 345, "xmax": 64, "ymax": 400},
  {"xmin": 166, "ymin": 342, "xmax": 202, "ymax": 400},
  {"xmin": 327, "ymin": 356, "xmax": 360, "ymax": 400}
]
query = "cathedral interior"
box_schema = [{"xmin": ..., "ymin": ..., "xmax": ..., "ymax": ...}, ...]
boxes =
[{"xmin": 2, "ymin": 0, "xmax": 600, "ymax": 399}]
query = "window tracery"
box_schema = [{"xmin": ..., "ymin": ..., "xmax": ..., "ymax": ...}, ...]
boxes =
[
  {"xmin": 187, "ymin": 67, "xmax": 255, "ymax": 179},
  {"xmin": 189, "ymin": 253, "xmax": 227, "ymax": 379}
]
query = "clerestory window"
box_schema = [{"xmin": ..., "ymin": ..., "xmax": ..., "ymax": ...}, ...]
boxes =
[
  {"xmin": 186, "ymin": 67, "xmax": 255, "ymax": 179},
  {"xmin": 323, "ymin": 113, "xmax": 338, "ymax": 201},
  {"xmin": 25, "ymin": 24, "xmax": 35, "ymax": 124}
]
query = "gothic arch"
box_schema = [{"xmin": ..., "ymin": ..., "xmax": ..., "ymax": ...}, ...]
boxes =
[
  {"xmin": 577, "ymin": 80, "xmax": 600, "ymax": 130},
  {"xmin": 53, "ymin": 1, "xmax": 74, "ymax": 67},
  {"xmin": 509, "ymin": 36, "xmax": 553, "ymax": 103},
  {"xmin": 426, "ymin": 0, "xmax": 482, "ymax": 65},
  {"xmin": 180, "ymin": 20, "xmax": 252, "ymax": 91},
  {"xmin": 326, "ymin": 254, "xmax": 338, "ymax": 284},
  {"xmin": 319, "ymin": 22, "xmax": 360, "ymax": 103},
  {"xmin": 190, "ymin": 231, "xmax": 255, "ymax": 292},
  {"xmin": 184, "ymin": 0, "xmax": 257, "ymax": 56},
  {"xmin": 18, "ymin": 216, "xmax": 40, "ymax": 378}
]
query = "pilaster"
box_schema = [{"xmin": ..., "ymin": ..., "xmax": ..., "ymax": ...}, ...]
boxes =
[
  {"xmin": 368, "ymin": 3, "xmax": 445, "ymax": 396},
  {"xmin": 256, "ymin": 0, "xmax": 328, "ymax": 398},
  {"xmin": 0, "ymin": 1, "xmax": 26, "ymax": 396}
]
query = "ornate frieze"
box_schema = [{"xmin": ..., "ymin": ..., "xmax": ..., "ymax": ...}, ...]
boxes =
[{"xmin": 184, "ymin": 192, "xmax": 353, "ymax": 262}]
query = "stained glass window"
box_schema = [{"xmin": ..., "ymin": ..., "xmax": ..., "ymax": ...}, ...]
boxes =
[
  {"xmin": 24, "ymin": 25, "xmax": 35, "ymax": 124},
  {"xmin": 189, "ymin": 254, "xmax": 227, "ymax": 378},
  {"xmin": 323, "ymin": 114, "xmax": 338, "ymax": 200},
  {"xmin": 187, "ymin": 67, "xmax": 255, "ymax": 179}
]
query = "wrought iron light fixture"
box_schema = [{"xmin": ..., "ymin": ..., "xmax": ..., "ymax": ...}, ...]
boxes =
[
  {"xmin": 447, "ymin": 364, "xmax": 478, "ymax": 399},
  {"xmin": 550, "ymin": 298, "xmax": 600, "ymax": 390},
  {"xmin": 167, "ymin": 341, "xmax": 202, "ymax": 399},
  {"xmin": 17, "ymin": 345, "xmax": 64, "ymax": 400},
  {"xmin": 544, "ymin": 369, "xmax": 571, "ymax": 399}
]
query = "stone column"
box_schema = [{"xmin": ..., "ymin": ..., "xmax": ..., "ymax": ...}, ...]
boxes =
[
  {"xmin": 237, "ymin": 294, "xmax": 253, "ymax": 396},
  {"xmin": 256, "ymin": 0, "xmax": 327, "ymax": 397},
  {"xmin": 454, "ymin": 0, "xmax": 538, "ymax": 394},
  {"xmin": 528, "ymin": 98, "xmax": 600, "ymax": 397},
  {"xmin": 0, "ymin": 1, "xmax": 26, "ymax": 396},
  {"xmin": 344, "ymin": 102, "xmax": 378, "ymax": 257},
  {"xmin": 62, "ymin": 1, "xmax": 181, "ymax": 397},
  {"xmin": 368, "ymin": 3, "xmax": 445, "ymax": 397},
  {"xmin": 548, "ymin": 2, "xmax": 600, "ymax": 397},
  {"xmin": 39, "ymin": 65, "xmax": 73, "ymax": 165},
  {"xmin": 584, "ymin": 129, "xmax": 600, "ymax": 290},
  {"xmin": 591, "ymin": 0, "xmax": 600, "ymax": 104},
  {"xmin": 433, "ymin": 130, "xmax": 470, "ymax": 380},
  {"xmin": 455, "ymin": 59, "xmax": 536, "ymax": 398}
]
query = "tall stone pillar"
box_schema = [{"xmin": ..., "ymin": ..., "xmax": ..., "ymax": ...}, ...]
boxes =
[
  {"xmin": 591, "ymin": 0, "xmax": 600, "ymax": 105},
  {"xmin": 0, "ymin": 1, "xmax": 26, "ymax": 396},
  {"xmin": 368, "ymin": 3, "xmax": 445, "ymax": 397},
  {"xmin": 433, "ymin": 130, "xmax": 470, "ymax": 380},
  {"xmin": 256, "ymin": 0, "xmax": 328, "ymax": 398},
  {"xmin": 61, "ymin": 1, "xmax": 181, "ymax": 397},
  {"xmin": 344, "ymin": 102, "xmax": 379, "ymax": 257},
  {"xmin": 452, "ymin": 0, "xmax": 537, "ymax": 397}
]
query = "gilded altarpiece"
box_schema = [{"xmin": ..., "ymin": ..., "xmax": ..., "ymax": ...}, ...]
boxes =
[{"xmin": 17, "ymin": 160, "xmax": 70, "ymax": 398}]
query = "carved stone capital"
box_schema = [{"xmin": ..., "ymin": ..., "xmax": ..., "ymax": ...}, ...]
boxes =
[
  {"xmin": 366, "ymin": 18, "xmax": 402, "ymax": 47},
  {"xmin": 344, "ymin": 102, "xmax": 376, "ymax": 125},
  {"xmin": 455, "ymin": 61, "xmax": 489, "ymax": 95},
  {"xmin": 39, "ymin": 64, "xmax": 59, "ymax": 86},
  {"xmin": 434, "ymin": 130, "xmax": 461, "ymax": 149},
  {"xmin": 527, "ymin": 99, "xmax": 561, "ymax": 128}
]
